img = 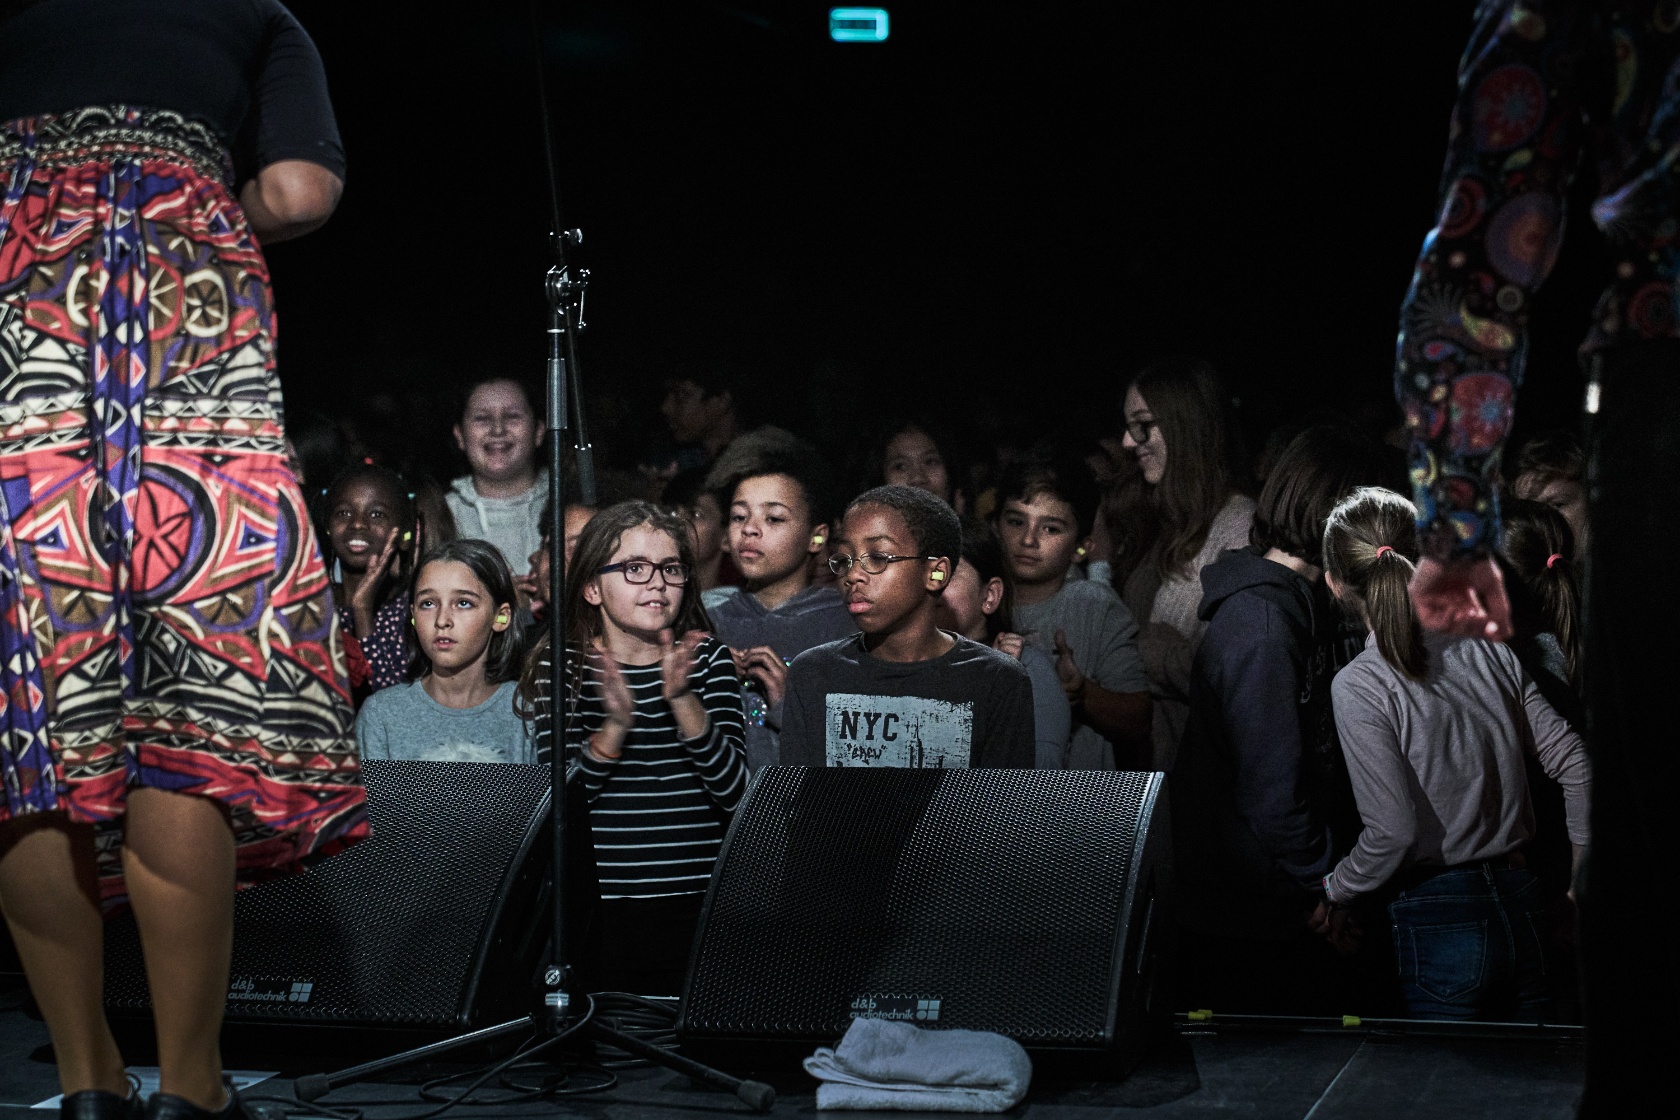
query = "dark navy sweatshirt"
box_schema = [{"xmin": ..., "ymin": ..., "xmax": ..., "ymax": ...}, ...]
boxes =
[{"xmin": 1171, "ymin": 547, "xmax": 1361, "ymax": 941}]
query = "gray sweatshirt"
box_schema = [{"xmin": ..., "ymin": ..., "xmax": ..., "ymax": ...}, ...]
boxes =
[
  {"xmin": 445, "ymin": 471, "xmax": 546, "ymax": 576},
  {"xmin": 707, "ymin": 584, "xmax": 857, "ymax": 771},
  {"xmin": 1325, "ymin": 632, "xmax": 1590, "ymax": 904}
]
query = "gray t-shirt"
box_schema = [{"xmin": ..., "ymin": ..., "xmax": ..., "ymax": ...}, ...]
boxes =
[
  {"xmin": 355, "ymin": 679, "xmax": 534, "ymax": 763},
  {"xmin": 782, "ymin": 634, "xmax": 1035, "ymax": 769},
  {"xmin": 1019, "ymin": 644, "xmax": 1072, "ymax": 769},
  {"xmin": 1013, "ymin": 579, "xmax": 1147, "ymax": 769}
]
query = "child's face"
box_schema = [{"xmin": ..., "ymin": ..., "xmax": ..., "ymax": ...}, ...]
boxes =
[
  {"xmin": 883, "ymin": 429, "xmax": 952, "ymax": 504},
  {"xmin": 679, "ymin": 493, "xmax": 726, "ymax": 566},
  {"xmin": 997, "ymin": 493, "xmax": 1085, "ymax": 588},
  {"xmin": 412, "ymin": 560, "xmax": 509, "ymax": 675},
  {"xmin": 583, "ymin": 524, "xmax": 686, "ymax": 640},
  {"xmin": 729, "ymin": 474, "xmax": 823, "ymax": 587},
  {"xmin": 453, "ymin": 381, "xmax": 543, "ymax": 484},
  {"xmin": 563, "ymin": 504, "xmax": 596, "ymax": 575},
  {"xmin": 661, "ymin": 379, "xmax": 730, "ymax": 445},
  {"xmin": 933, "ymin": 559, "xmax": 1001, "ymax": 642},
  {"xmin": 834, "ymin": 505, "xmax": 947, "ymax": 637},
  {"xmin": 327, "ymin": 478, "xmax": 409, "ymax": 574}
]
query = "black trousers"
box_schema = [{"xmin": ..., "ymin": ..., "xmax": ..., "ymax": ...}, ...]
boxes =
[
  {"xmin": 592, "ymin": 892, "xmax": 705, "ymax": 997},
  {"xmin": 1579, "ymin": 340, "xmax": 1680, "ymax": 1114}
]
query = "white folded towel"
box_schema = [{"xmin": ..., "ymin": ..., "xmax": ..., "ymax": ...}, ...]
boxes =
[{"xmin": 803, "ymin": 1018, "xmax": 1033, "ymax": 1112}]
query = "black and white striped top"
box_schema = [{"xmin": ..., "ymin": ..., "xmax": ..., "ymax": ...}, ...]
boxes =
[{"xmin": 534, "ymin": 637, "xmax": 748, "ymax": 900}]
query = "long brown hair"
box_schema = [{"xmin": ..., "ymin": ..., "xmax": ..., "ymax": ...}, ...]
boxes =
[
  {"xmin": 1497, "ymin": 498, "xmax": 1581, "ymax": 682},
  {"xmin": 1323, "ymin": 487, "xmax": 1428, "ymax": 681},
  {"xmin": 517, "ymin": 502, "xmax": 712, "ymax": 712},
  {"xmin": 1109, "ymin": 355, "xmax": 1248, "ymax": 585}
]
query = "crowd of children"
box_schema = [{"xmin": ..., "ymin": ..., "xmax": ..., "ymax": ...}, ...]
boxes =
[{"xmin": 300, "ymin": 358, "xmax": 1594, "ymax": 1017}]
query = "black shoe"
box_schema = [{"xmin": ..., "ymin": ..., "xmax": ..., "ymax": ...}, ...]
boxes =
[
  {"xmin": 144, "ymin": 1080, "xmax": 248, "ymax": 1120},
  {"xmin": 61, "ymin": 1089, "xmax": 144, "ymax": 1120}
]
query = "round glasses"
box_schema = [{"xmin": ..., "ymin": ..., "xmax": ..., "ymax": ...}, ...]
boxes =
[
  {"xmin": 598, "ymin": 560, "xmax": 692, "ymax": 585},
  {"xmin": 1124, "ymin": 418, "xmax": 1159, "ymax": 444},
  {"xmin": 827, "ymin": 552, "xmax": 938, "ymax": 577}
]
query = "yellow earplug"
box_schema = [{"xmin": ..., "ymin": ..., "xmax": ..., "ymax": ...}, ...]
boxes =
[
  {"xmin": 812, "ymin": 535, "xmax": 826, "ymax": 546},
  {"xmin": 495, "ymin": 610, "xmax": 510, "ymax": 625},
  {"xmin": 1076, "ymin": 546, "xmax": 1087, "ymax": 559},
  {"xmin": 930, "ymin": 571, "xmax": 945, "ymax": 581}
]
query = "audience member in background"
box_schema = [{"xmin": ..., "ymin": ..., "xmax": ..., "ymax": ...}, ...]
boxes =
[
  {"xmin": 708, "ymin": 442, "xmax": 856, "ymax": 770},
  {"xmin": 864, "ymin": 418, "xmax": 968, "ymax": 515},
  {"xmin": 660, "ymin": 361, "xmax": 748, "ymax": 472},
  {"xmin": 1509, "ymin": 430, "xmax": 1588, "ymax": 562},
  {"xmin": 1108, "ymin": 356, "xmax": 1255, "ymax": 769},
  {"xmin": 324, "ymin": 464, "xmax": 420, "ymax": 701},
  {"xmin": 284, "ymin": 408, "xmax": 356, "ymax": 492},
  {"xmin": 1497, "ymin": 499, "xmax": 1583, "ymax": 731},
  {"xmin": 357, "ymin": 540, "xmax": 531, "ymax": 762},
  {"xmin": 661, "ymin": 466, "xmax": 742, "ymax": 610},
  {"xmin": 996, "ymin": 455, "xmax": 1150, "ymax": 768},
  {"xmin": 1173, "ymin": 426, "xmax": 1396, "ymax": 1013},
  {"xmin": 936, "ymin": 526, "xmax": 1071, "ymax": 768},
  {"xmin": 524, "ymin": 502, "xmax": 746, "ymax": 995},
  {"xmin": 447, "ymin": 376, "xmax": 547, "ymax": 577},
  {"xmin": 1317, "ymin": 488, "xmax": 1590, "ymax": 1021},
  {"xmin": 782, "ymin": 487, "xmax": 1034, "ymax": 768},
  {"xmin": 1494, "ymin": 496, "xmax": 1586, "ymax": 1017}
]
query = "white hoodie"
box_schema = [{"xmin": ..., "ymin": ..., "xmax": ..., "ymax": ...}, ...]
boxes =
[{"xmin": 444, "ymin": 471, "xmax": 547, "ymax": 576}]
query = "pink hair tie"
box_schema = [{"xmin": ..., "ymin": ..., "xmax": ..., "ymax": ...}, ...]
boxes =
[
  {"xmin": 1546, "ymin": 553, "xmax": 1563, "ymax": 570},
  {"xmin": 1375, "ymin": 545, "xmax": 1395, "ymax": 560}
]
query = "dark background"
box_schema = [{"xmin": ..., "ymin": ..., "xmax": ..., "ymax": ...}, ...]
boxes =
[{"xmin": 271, "ymin": 1, "xmax": 1603, "ymax": 484}]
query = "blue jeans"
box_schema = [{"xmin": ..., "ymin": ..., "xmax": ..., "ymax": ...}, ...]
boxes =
[{"xmin": 1388, "ymin": 864, "xmax": 1553, "ymax": 1020}]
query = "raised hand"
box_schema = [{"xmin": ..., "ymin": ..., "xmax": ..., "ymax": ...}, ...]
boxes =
[
  {"xmin": 739, "ymin": 645, "xmax": 789, "ymax": 707},
  {"xmin": 348, "ymin": 531, "xmax": 400, "ymax": 638},
  {"xmin": 1052, "ymin": 629, "xmax": 1085, "ymax": 702},
  {"xmin": 660, "ymin": 628, "xmax": 706, "ymax": 703},
  {"xmin": 593, "ymin": 650, "xmax": 634, "ymax": 731},
  {"xmin": 1408, "ymin": 553, "xmax": 1512, "ymax": 641}
]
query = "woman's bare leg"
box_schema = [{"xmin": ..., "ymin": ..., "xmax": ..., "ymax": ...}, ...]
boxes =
[
  {"xmin": 0, "ymin": 815, "xmax": 127, "ymax": 1097},
  {"xmin": 122, "ymin": 788, "xmax": 235, "ymax": 1109}
]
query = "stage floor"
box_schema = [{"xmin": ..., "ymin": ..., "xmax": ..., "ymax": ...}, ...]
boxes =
[{"xmin": 0, "ymin": 986, "xmax": 1583, "ymax": 1119}]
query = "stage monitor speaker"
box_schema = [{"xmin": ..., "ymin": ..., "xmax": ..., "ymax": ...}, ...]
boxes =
[
  {"xmin": 678, "ymin": 767, "xmax": 1172, "ymax": 1078},
  {"xmin": 103, "ymin": 760, "xmax": 584, "ymax": 1033}
]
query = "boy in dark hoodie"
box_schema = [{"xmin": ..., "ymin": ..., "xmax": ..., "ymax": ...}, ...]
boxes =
[
  {"xmin": 707, "ymin": 440, "xmax": 857, "ymax": 770},
  {"xmin": 1172, "ymin": 425, "xmax": 1404, "ymax": 1014}
]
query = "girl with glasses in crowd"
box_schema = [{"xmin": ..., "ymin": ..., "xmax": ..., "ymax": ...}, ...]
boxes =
[
  {"xmin": 1107, "ymin": 355, "xmax": 1255, "ymax": 770},
  {"xmin": 521, "ymin": 501, "xmax": 747, "ymax": 996}
]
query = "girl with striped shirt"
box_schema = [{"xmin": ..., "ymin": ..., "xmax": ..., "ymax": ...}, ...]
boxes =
[{"xmin": 526, "ymin": 502, "xmax": 747, "ymax": 995}]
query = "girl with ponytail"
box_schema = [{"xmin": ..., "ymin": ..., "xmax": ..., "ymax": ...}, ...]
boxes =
[{"xmin": 1317, "ymin": 488, "xmax": 1591, "ymax": 1020}]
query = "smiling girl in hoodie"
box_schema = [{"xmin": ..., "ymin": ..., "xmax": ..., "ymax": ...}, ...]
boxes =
[{"xmin": 446, "ymin": 376, "xmax": 547, "ymax": 577}]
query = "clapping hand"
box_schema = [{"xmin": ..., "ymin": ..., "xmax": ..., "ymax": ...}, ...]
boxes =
[
  {"xmin": 735, "ymin": 645, "xmax": 788, "ymax": 706},
  {"xmin": 588, "ymin": 648, "xmax": 634, "ymax": 761},
  {"xmin": 1052, "ymin": 629, "xmax": 1086, "ymax": 703},
  {"xmin": 660, "ymin": 628, "xmax": 706, "ymax": 703},
  {"xmin": 992, "ymin": 632, "xmax": 1026, "ymax": 660}
]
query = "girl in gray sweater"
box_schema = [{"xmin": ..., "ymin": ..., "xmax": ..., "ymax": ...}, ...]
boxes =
[{"xmin": 1318, "ymin": 488, "xmax": 1589, "ymax": 1021}]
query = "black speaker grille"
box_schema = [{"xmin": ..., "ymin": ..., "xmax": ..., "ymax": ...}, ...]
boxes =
[
  {"xmin": 683, "ymin": 767, "xmax": 1155, "ymax": 1046},
  {"xmin": 105, "ymin": 760, "xmax": 550, "ymax": 1028}
]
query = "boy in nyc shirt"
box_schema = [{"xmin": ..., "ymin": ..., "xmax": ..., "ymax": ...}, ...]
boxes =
[{"xmin": 781, "ymin": 486, "xmax": 1034, "ymax": 768}]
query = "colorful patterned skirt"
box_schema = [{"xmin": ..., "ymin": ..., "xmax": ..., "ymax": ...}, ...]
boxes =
[{"xmin": 0, "ymin": 106, "xmax": 368, "ymax": 906}]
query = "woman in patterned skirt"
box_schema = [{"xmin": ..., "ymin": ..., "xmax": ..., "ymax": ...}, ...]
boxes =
[{"xmin": 0, "ymin": 3, "xmax": 367, "ymax": 1120}]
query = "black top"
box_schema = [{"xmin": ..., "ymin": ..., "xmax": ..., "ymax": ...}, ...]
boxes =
[
  {"xmin": 781, "ymin": 633, "xmax": 1035, "ymax": 769},
  {"xmin": 0, "ymin": 0, "xmax": 344, "ymax": 181}
]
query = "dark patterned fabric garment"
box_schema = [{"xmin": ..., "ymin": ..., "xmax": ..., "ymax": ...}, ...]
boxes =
[
  {"xmin": 535, "ymin": 638, "xmax": 747, "ymax": 900},
  {"xmin": 1397, "ymin": 0, "xmax": 1680, "ymax": 557},
  {"xmin": 337, "ymin": 591, "xmax": 410, "ymax": 695},
  {"xmin": 0, "ymin": 106, "xmax": 367, "ymax": 906}
]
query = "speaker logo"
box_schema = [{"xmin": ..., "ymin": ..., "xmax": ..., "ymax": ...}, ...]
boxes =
[
  {"xmin": 850, "ymin": 995, "xmax": 942, "ymax": 1023},
  {"xmin": 228, "ymin": 977, "xmax": 315, "ymax": 1004}
]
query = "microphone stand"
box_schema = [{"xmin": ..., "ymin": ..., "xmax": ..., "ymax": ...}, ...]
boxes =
[{"xmin": 292, "ymin": 6, "xmax": 771, "ymax": 1109}]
